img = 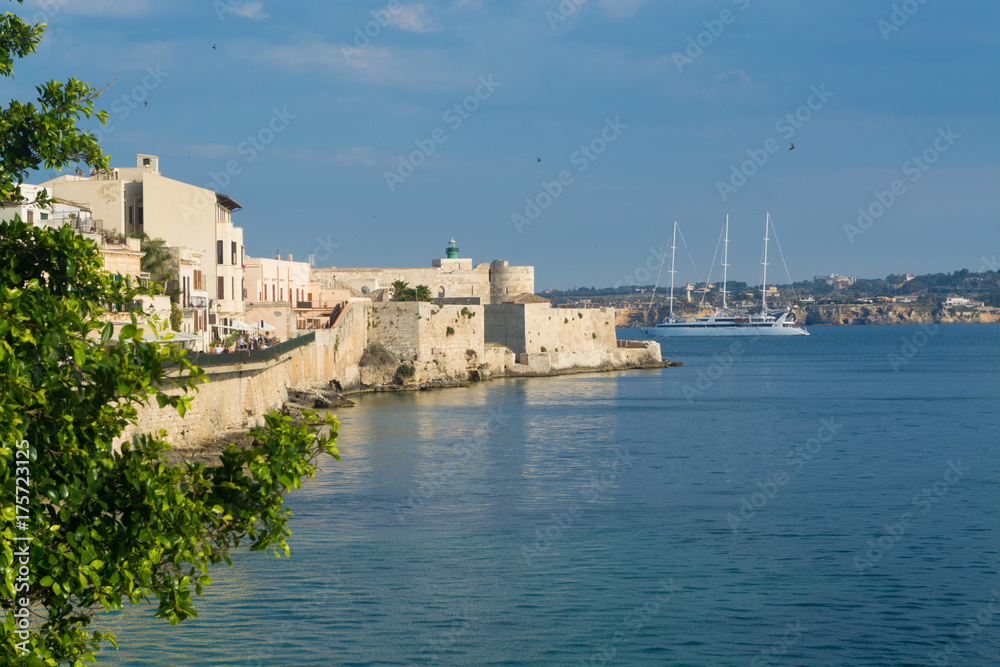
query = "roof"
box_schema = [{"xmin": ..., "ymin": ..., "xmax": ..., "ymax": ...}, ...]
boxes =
[
  {"xmin": 216, "ymin": 193, "xmax": 243, "ymax": 211},
  {"xmin": 503, "ymin": 293, "xmax": 550, "ymax": 304}
]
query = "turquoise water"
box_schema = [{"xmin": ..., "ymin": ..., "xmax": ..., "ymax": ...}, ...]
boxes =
[{"xmin": 94, "ymin": 324, "xmax": 999, "ymax": 666}]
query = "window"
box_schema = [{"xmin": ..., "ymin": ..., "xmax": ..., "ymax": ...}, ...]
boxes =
[
  {"xmin": 40, "ymin": 212, "xmax": 48, "ymax": 220},
  {"xmin": 231, "ymin": 278, "xmax": 235, "ymax": 304},
  {"xmin": 218, "ymin": 276, "xmax": 225, "ymax": 301},
  {"xmin": 27, "ymin": 210, "xmax": 33, "ymax": 223},
  {"xmin": 217, "ymin": 241, "xmax": 223, "ymax": 265},
  {"xmin": 231, "ymin": 241, "xmax": 237, "ymax": 265}
]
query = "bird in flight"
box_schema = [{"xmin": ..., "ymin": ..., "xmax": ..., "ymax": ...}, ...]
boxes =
[
  {"xmin": 212, "ymin": 44, "xmax": 217, "ymax": 50},
  {"xmin": 144, "ymin": 101, "xmax": 148, "ymax": 107},
  {"xmin": 789, "ymin": 143, "xmax": 795, "ymax": 151},
  {"xmin": 536, "ymin": 157, "xmax": 541, "ymax": 162}
]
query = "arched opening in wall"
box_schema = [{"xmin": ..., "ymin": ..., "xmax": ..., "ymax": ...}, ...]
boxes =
[{"xmin": 438, "ymin": 286, "xmax": 445, "ymax": 298}]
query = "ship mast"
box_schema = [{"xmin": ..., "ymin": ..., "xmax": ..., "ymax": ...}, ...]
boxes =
[
  {"xmin": 720, "ymin": 214, "xmax": 729, "ymax": 313},
  {"xmin": 668, "ymin": 221, "xmax": 677, "ymax": 322},
  {"xmin": 761, "ymin": 212, "xmax": 770, "ymax": 315}
]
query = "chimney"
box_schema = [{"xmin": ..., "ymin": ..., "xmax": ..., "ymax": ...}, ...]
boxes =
[
  {"xmin": 137, "ymin": 154, "xmax": 159, "ymax": 174},
  {"xmin": 287, "ymin": 254, "xmax": 293, "ymax": 261}
]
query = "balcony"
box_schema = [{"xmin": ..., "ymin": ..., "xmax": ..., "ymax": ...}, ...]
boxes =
[{"xmin": 189, "ymin": 291, "xmax": 209, "ymax": 309}]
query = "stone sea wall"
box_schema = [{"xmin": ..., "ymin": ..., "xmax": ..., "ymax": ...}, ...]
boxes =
[{"xmin": 125, "ymin": 301, "xmax": 665, "ymax": 449}]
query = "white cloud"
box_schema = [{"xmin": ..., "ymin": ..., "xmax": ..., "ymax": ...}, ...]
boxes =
[
  {"xmin": 230, "ymin": 2, "xmax": 269, "ymax": 20},
  {"xmin": 599, "ymin": 0, "xmax": 645, "ymax": 18},
  {"xmin": 389, "ymin": 4, "xmax": 438, "ymax": 33},
  {"xmin": 25, "ymin": 0, "xmax": 154, "ymax": 18},
  {"xmin": 244, "ymin": 39, "xmax": 466, "ymax": 89}
]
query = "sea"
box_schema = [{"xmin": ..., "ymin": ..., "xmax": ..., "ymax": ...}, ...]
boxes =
[{"xmin": 92, "ymin": 323, "xmax": 999, "ymax": 666}]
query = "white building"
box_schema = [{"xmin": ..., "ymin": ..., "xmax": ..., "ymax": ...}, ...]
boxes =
[{"xmin": 40, "ymin": 154, "xmax": 245, "ymax": 339}]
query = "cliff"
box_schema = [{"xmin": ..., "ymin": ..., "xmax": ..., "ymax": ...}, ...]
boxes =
[{"xmin": 802, "ymin": 304, "xmax": 1000, "ymax": 326}]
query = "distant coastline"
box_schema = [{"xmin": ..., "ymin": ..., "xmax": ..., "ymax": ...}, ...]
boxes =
[{"xmin": 614, "ymin": 303, "xmax": 1000, "ymax": 328}]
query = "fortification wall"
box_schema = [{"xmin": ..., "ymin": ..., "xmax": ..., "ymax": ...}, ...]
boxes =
[
  {"xmin": 368, "ymin": 302, "xmax": 484, "ymax": 381},
  {"xmin": 523, "ymin": 306, "xmax": 617, "ymax": 355},
  {"xmin": 313, "ymin": 267, "xmax": 491, "ymax": 303},
  {"xmin": 484, "ymin": 303, "xmax": 529, "ymax": 354},
  {"xmin": 118, "ymin": 302, "xmax": 371, "ymax": 449}
]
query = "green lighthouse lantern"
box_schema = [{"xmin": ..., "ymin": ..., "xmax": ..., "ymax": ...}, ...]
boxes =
[{"xmin": 446, "ymin": 237, "xmax": 459, "ymax": 259}]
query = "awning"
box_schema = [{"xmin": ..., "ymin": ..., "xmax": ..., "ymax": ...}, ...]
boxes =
[{"xmin": 94, "ymin": 326, "xmax": 204, "ymax": 344}]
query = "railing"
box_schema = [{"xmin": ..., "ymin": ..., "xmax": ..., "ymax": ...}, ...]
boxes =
[
  {"xmin": 296, "ymin": 301, "xmax": 313, "ymax": 309},
  {"xmin": 42, "ymin": 216, "xmax": 104, "ymax": 234},
  {"xmin": 617, "ymin": 340, "xmax": 648, "ymax": 349},
  {"xmin": 188, "ymin": 331, "xmax": 316, "ymax": 367}
]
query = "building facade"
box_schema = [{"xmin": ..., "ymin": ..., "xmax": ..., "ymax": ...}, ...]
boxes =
[{"xmin": 40, "ymin": 154, "xmax": 245, "ymax": 338}]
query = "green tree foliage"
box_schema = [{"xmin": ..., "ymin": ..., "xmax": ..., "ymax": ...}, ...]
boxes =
[
  {"xmin": 390, "ymin": 280, "xmax": 432, "ymax": 302},
  {"xmin": 1, "ymin": 221, "xmax": 340, "ymax": 665},
  {"xmin": 390, "ymin": 280, "xmax": 409, "ymax": 301},
  {"xmin": 129, "ymin": 232, "xmax": 173, "ymax": 291},
  {"xmin": 414, "ymin": 285, "xmax": 431, "ymax": 302},
  {"xmin": 0, "ymin": 2, "xmax": 109, "ymax": 208},
  {"xmin": 1, "ymin": 5, "xmax": 339, "ymax": 663}
]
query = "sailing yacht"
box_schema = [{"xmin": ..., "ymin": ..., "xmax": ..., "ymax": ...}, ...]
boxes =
[{"xmin": 641, "ymin": 214, "xmax": 809, "ymax": 337}]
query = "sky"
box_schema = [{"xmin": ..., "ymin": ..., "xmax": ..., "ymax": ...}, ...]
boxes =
[{"xmin": 10, "ymin": 0, "xmax": 1000, "ymax": 289}]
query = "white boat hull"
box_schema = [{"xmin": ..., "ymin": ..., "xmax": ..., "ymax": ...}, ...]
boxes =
[{"xmin": 641, "ymin": 324, "xmax": 809, "ymax": 337}]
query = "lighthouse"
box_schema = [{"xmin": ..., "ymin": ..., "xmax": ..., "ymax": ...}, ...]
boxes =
[{"xmin": 445, "ymin": 237, "xmax": 459, "ymax": 259}]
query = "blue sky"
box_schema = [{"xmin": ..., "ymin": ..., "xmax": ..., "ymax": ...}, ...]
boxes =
[{"xmin": 12, "ymin": 0, "xmax": 1000, "ymax": 289}]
